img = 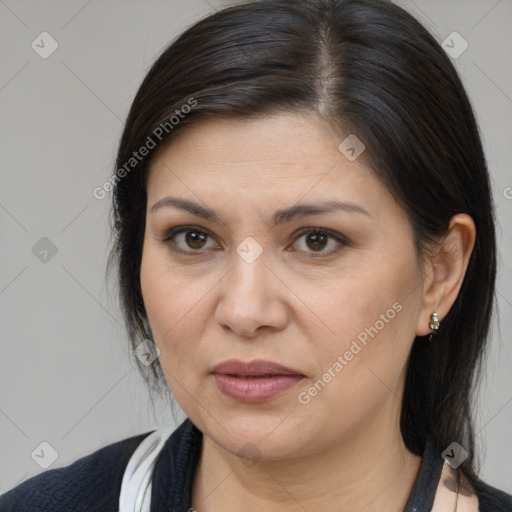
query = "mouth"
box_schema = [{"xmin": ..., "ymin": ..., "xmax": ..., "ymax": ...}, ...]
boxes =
[
  {"xmin": 211, "ymin": 359, "xmax": 305, "ymax": 403},
  {"xmin": 220, "ymin": 374, "xmax": 288, "ymax": 378}
]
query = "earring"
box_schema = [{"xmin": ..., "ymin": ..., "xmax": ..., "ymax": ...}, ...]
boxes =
[{"xmin": 429, "ymin": 312, "xmax": 440, "ymax": 341}]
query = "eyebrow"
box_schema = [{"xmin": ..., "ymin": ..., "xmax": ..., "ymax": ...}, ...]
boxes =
[{"xmin": 150, "ymin": 196, "xmax": 372, "ymax": 226}]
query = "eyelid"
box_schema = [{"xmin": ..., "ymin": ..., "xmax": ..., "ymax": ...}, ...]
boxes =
[
  {"xmin": 159, "ymin": 225, "xmax": 214, "ymax": 242},
  {"xmin": 292, "ymin": 226, "xmax": 348, "ymax": 244}
]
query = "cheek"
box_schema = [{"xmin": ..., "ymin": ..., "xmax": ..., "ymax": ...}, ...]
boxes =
[
  {"xmin": 140, "ymin": 242, "xmax": 220, "ymax": 377},
  {"xmin": 317, "ymin": 264, "xmax": 417, "ymax": 345},
  {"xmin": 140, "ymin": 257, "xmax": 198, "ymax": 408},
  {"xmin": 295, "ymin": 269, "xmax": 421, "ymax": 439},
  {"xmin": 140, "ymin": 245, "xmax": 186, "ymax": 356},
  {"xmin": 307, "ymin": 251, "xmax": 422, "ymax": 388}
]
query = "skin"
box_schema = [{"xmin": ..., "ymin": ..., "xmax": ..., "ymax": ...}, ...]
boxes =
[{"xmin": 140, "ymin": 112, "xmax": 475, "ymax": 511}]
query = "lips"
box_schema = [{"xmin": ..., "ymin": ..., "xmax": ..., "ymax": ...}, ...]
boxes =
[
  {"xmin": 211, "ymin": 359, "xmax": 304, "ymax": 403},
  {"xmin": 211, "ymin": 359, "xmax": 303, "ymax": 376}
]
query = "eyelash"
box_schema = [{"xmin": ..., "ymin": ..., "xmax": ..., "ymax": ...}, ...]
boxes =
[{"xmin": 159, "ymin": 225, "xmax": 348, "ymax": 258}]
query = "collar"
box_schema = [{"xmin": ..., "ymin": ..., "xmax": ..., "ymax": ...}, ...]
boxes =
[{"xmin": 149, "ymin": 419, "xmax": 479, "ymax": 511}]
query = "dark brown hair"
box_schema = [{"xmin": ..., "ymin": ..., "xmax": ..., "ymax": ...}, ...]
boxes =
[{"xmin": 107, "ymin": 0, "xmax": 496, "ymax": 483}]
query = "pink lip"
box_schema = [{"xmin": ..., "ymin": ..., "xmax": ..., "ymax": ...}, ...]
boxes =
[{"xmin": 211, "ymin": 359, "xmax": 304, "ymax": 403}]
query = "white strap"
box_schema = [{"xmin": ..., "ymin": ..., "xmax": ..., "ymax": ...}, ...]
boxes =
[{"xmin": 118, "ymin": 426, "xmax": 174, "ymax": 512}]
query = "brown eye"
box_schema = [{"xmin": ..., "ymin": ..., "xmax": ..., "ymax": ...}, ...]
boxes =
[
  {"xmin": 291, "ymin": 228, "xmax": 347, "ymax": 256},
  {"xmin": 162, "ymin": 226, "xmax": 219, "ymax": 255},
  {"xmin": 184, "ymin": 231, "xmax": 208, "ymax": 249},
  {"xmin": 304, "ymin": 232, "xmax": 329, "ymax": 251}
]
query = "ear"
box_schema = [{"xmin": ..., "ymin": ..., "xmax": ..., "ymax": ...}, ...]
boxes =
[{"xmin": 415, "ymin": 213, "xmax": 476, "ymax": 336}]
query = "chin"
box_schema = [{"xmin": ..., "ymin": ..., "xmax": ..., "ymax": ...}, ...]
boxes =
[{"xmin": 196, "ymin": 407, "xmax": 320, "ymax": 461}]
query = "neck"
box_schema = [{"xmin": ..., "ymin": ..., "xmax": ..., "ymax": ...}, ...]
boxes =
[{"xmin": 191, "ymin": 395, "xmax": 422, "ymax": 512}]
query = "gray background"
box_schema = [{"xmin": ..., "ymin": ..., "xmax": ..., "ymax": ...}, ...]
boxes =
[{"xmin": 1, "ymin": 0, "xmax": 511, "ymax": 495}]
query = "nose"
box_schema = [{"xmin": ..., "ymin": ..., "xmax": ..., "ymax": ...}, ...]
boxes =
[{"xmin": 214, "ymin": 251, "xmax": 288, "ymax": 339}]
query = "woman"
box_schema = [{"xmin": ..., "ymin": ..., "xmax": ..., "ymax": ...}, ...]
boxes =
[{"xmin": 1, "ymin": 0, "xmax": 510, "ymax": 510}]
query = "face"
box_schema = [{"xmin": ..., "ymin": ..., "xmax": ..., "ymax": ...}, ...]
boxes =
[{"xmin": 140, "ymin": 112, "xmax": 427, "ymax": 461}]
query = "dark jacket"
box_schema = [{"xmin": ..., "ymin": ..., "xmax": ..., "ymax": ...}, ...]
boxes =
[{"xmin": 1, "ymin": 419, "xmax": 511, "ymax": 511}]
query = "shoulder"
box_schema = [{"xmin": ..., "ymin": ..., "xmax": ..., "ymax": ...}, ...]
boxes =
[
  {"xmin": 430, "ymin": 459, "xmax": 512, "ymax": 512},
  {"xmin": 0, "ymin": 430, "xmax": 154, "ymax": 512},
  {"xmin": 472, "ymin": 478, "xmax": 512, "ymax": 512}
]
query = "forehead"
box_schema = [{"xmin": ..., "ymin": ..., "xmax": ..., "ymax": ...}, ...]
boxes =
[{"xmin": 145, "ymin": 112, "xmax": 399, "ymax": 220}]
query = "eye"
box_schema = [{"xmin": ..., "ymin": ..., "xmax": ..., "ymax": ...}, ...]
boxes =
[
  {"xmin": 160, "ymin": 226, "xmax": 220, "ymax": 255},
  {"xmin": 159, "ymin": 225, "xmax": 347, "ymax": 257},
  {"xmin": 290, "ymin": 228, "xmax": 347, "ymax": 256}
]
